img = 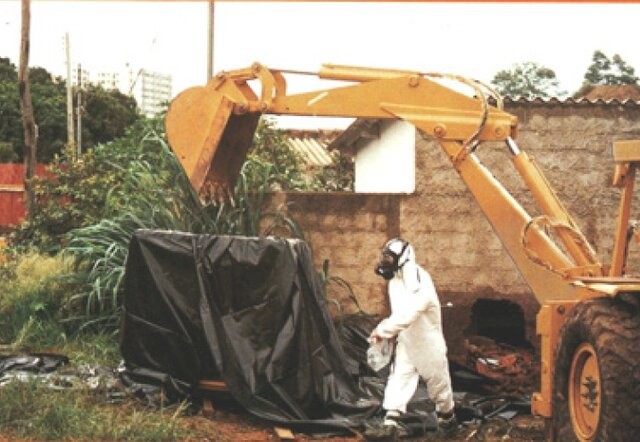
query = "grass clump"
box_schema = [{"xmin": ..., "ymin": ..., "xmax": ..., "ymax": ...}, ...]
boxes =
[
  {"xmin": 0, "ymin": 252, "xmax": 74, "ymax": 349},
  {"xmin": 0, "ymin": 381, "xmax": 200, "ymax": 440}
]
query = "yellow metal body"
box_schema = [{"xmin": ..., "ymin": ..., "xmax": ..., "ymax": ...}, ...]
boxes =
[
  {"xmin": 165, "ymin": 64, "xmax": 640, "ymax": 435},
  {"xmin": 532, "ymin": 301, "xmax": 577, "ymax": 417}
]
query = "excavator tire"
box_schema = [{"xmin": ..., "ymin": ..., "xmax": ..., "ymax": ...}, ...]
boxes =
[{"xmin": 552, "ymin": 295, "xmax": 640, "ymax": 442}]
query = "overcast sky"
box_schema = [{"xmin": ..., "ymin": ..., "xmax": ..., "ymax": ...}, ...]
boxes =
[{"xmin": 2, "ymin": 1, "xmax": 640, "ymax": 127}]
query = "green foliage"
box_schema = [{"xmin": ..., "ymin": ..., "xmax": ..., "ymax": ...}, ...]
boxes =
[
  {"xmin": 0, "ymin": 57, "xmax": 141, "ymax": 162},
  {"xmin": 11, "ymin": 117, "xmax": 358, "ymax": 329},
  {"xmin": 10, "ymin": 117, "xmax": 303, "ymax": 328},
  {"xmin": 575, "ymin": 50, "xmax": 640, "ymax": 97},
  {"xmin": 0, "ymin": 58, "xmax": 21, "ymax": 159},
  {"xmin": 60, "ymin": 332, "xmax": 121, "ymax": 367},
  {"xmin": 248, "ymin": 119, "xmax": 311, "ymax": 191},
  {"xmin": 12, "ymin": 150, "xmax": 120, "ymax": 252},
  {"xmin": 491, "ymin": 61, "xmax": 563, "ymax": 98},
  {"xmin": 314, "ymin": 151, "xmax": 354, "ymax": 191},
  {"xmin": 0, "ymin": 141, "xmax": 17, "ymax": 162},
  {"xmin": 80, "ymin": 84, "xmax": 140, "ymax": 147},
  {"xmin": 584, "ymin": 50, "xmax": 638, "ymax": 86},
  {"xmin": 248, "ymin": 119, "xmax": 354, "ymax": 192}
]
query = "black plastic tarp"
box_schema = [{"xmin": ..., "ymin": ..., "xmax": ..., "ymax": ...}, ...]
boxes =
[{"xmin": 120, "ymin": 230, "xmax": 391, "ymax": 433}]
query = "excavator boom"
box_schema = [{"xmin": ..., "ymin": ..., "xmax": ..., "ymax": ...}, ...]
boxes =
[{"xmin": 166, "ymin": 63, "xmax": 515, "ymax": 200}]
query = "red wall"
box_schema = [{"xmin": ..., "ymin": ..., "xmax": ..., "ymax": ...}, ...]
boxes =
[{"xmin": 0, "ymin": 164, "xmax": 47, "ymax": 226}]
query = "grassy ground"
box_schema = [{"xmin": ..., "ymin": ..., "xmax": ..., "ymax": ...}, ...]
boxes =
[
  {"xmin": 0, "ymin": 381, "xmax": 201, "ymax": 440},
  {"xmin": 0, "ymin": 252, "xmax": 218, "ymax": 441}
]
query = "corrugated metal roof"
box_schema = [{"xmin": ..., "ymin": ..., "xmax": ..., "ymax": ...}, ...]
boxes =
[
  {"xmin": 286, "ymin": 137, "xmax": 333, "ymax": 166},
  {"xmin": 327, "ymin": 119, "xmax": 379, "ymax": 155},
  {"xmin": 284, "ymin": 130, "xmax": 341, "ymax": 167}
]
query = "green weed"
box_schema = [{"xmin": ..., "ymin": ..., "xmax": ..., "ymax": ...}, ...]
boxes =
[{"xmin": 0, "ymin": 253, "xmax": 74, "ymax": 349}]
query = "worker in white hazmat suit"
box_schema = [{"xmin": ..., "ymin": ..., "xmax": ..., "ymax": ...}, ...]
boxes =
[{"xmin": 365, "ymin": 238, "xmax": 457, "ymax": 440}]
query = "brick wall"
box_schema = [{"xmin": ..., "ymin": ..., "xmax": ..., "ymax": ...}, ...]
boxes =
[{"xmin": 270, "ymin": 101, "xmax": 640, "ymax": 358}]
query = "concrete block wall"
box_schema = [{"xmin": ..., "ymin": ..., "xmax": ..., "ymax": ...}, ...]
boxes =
[{"xmin": 270, "ymin": 101, "xmax": 640, "ymax": 359}]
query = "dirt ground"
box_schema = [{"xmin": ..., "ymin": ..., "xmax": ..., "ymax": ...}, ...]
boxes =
[{"xmin": 184, "ymin": 405, "xmax": 546, "ymax": 441}]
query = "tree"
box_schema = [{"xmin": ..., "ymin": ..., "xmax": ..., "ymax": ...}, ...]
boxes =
[
  {"xmin": 0, "ymin": 58, "xmax": 141, "ymax": 162},
  {"xmin": 491, "ymin": 62, "xmax": 563, "ymax": 98},
  {"xmin": 0, "ymin": 58, "xmax": 22, "ymax": 159},
  {"xmin": 584, "ymin": 50, "xmax": 638, "ymax": 86},
  {"xmin": 19, "ymin": 0, "xmax": 37, "ymax": 214},
  {"xmin": 575, "ymin": 50, "xmax": 639, "ymax": 98},
  {"xmin": 80, "ymin": 84, "xmax": 140, "ymax": 148}
]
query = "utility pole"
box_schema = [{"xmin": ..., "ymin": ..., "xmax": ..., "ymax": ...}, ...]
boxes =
[
  {"xmin": 76, "ymin": 63, "xmax": 82, "ymax": 157},
  {"xmin": 207, "ymin": 0, "xmax": 215, "ymax": 80},
  {"xmin": 64, "ymin": 33, "xmax": 75, "ymax": 155}
]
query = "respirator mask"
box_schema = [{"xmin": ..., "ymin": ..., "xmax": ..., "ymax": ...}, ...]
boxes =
[{"xmin": 374, "ymin": 239, "xmax": 409, "ymax": 280}]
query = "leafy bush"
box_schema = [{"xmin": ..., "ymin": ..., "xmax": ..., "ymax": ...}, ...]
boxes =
[
  {"xmin": 49, "ymin": 117, "xmax": 301, "ymax": 327},
  {"xmin": 314, "ymin": 150, "xmax": 355, "ymax": 191},
  {"xmin": 11, "ymin": 118, "xmax": 166, "ymax": 252}
]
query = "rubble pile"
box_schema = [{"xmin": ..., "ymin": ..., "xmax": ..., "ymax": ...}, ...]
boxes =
[{"xmin": 463, "ymin": 335, "xmax": 540, "ymax": 396}]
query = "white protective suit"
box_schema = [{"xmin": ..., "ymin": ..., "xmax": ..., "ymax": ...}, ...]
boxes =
[{"xmin": 373, "ymin": 241, "xmax": 455, "ymax": 415}]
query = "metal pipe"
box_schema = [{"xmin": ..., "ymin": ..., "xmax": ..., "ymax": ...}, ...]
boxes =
[{"xmin": 319, "ymin": 64, "xmax": 420, "ymax": 82}]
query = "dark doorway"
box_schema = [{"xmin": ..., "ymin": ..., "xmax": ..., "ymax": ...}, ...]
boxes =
[{"xmin": 466, "ymin": 299, "xmax": 531, "ymax": 348}]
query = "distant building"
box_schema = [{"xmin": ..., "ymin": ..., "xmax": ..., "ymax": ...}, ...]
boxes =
[
  {"xmin": 93, "ymin": 71, "xmax": 121, "ymax": 91},
  {"xmin": 137, "ymin": 70, "xmax": 172, "ymax": 117},
  {"xmin": 70, "ymin": 64, "xmax": 172, "ymax": 117},
  {"xmin": 71, "ymin": 66, "xmax": 91, "ymax": 88}
]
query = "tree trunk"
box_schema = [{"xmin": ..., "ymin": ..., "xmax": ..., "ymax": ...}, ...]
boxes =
[{"xmin": 18, "ymin": 0, "xmax": 37, "ymax": 215}]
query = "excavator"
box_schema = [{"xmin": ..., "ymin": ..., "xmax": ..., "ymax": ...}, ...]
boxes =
[{"xmin": 164, "ymin": 63, "xmax": 640, "ymax": 441}]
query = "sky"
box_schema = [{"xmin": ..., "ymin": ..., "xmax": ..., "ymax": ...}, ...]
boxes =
[{"xmin": 2, "ymin": 1, "xmax": 640, "ymax": 128}]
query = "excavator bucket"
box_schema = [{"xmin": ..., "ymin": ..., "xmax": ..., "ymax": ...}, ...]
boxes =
[{"xmin": 165, "ymin": 85, "xmax": 259, "ymax": 202}]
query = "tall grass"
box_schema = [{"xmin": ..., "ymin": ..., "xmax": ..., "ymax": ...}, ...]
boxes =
[
  {"xmin": 0, "ymin": 253, "xmax": 74, "ymax": 348},
  {"xmin": 63, "ymin": 124, "xmax": 303, "ymax": 330}
]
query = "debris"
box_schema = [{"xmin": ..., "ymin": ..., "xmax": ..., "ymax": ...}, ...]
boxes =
[
  {"xmin": 274, "ymin": 426, "xmax": 296, "ymax": 440},
  {"xmin": 463, "ymin": 336, "xmax": 539, "ymax": 395}
]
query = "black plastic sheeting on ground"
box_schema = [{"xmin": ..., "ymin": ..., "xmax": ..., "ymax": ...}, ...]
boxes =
[
  {"xmin": 0, "ymin": 354, "xmax": 68, "ymax": 377},
  {"xmin": 119, "ymin": 231, "xmax": 437, "ymax": 435}
]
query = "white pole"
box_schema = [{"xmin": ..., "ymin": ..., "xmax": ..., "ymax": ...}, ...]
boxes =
[
  {"xmin": 76, "ymin": 63, "xmax": 82, "ymax": 157},
  {"xmin": 207, "ymin": 1, "xmax": 215, "ymax": 80},
  {"xmin": 65, "ymin": 33, "xmax": 75, "ymax": 153}
]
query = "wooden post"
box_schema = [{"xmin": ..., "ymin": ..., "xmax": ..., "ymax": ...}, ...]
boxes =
[{"xmin": 18, "ymin": 0, "xmax": 37, "ymax": 215}]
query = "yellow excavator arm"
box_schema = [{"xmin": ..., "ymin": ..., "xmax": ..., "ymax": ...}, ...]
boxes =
[
  {"xmin": 166, "ymin": 63, "xmax": 515, "ymax": 197},
  {"xmin": 165, "ymin": 62, "xmax": 604, "ymax": 301}
]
